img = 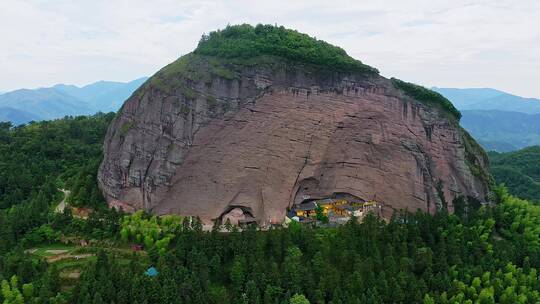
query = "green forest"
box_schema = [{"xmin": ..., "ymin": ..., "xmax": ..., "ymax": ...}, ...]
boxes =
[
  {"xmin": 489, "ymin": 146, "xmax": 540, "ymax": 203},
  {"xmin": 0, "ymin": 113, "xmax": 114, "ymax": 210},
  {"xmin": 194, "ymin": 24, "xmax": 378, "ymax": 75},
  {"xmin": 1, "ymin": 115, "xmax": 540, "ymax": 303}
]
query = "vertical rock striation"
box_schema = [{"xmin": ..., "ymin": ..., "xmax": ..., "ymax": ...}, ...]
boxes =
[{"xmin": 98, "ymin": 26, "xmax": 491, "ymax": 225}]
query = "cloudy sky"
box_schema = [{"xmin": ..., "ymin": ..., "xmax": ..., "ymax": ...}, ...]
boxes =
[{"xmin": 1, "ymin": 0, "xmax": 539, "ymax": 97}]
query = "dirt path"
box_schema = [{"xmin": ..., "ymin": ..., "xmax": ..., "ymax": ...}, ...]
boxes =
[
  {"xmin": 55, "ymin": 188, "xmax": 70, "ymax": 213},
  {"xmin": 47, "ymin": 253, "xmax": 94, "ymax": 263}
]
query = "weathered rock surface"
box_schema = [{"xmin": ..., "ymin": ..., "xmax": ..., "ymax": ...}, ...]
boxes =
[{"xmin": 98, "ymin": 54, "xmax": 491, "ymax": 225}]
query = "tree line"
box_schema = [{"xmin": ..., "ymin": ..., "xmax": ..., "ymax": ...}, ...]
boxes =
[
  {"xmin": 65, "ymin": 187, "xmax": 539, "ymax": 303},
  {"xmin": 1, "ymin": 114, "xmax": 540, "ymax": 303},
  {"xmin": 0, "ymin": 114, "xmax": 116, "ymax": 303}
]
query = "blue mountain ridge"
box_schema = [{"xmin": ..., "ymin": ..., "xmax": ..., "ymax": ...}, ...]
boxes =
[
  {"xmin": 0, "ymin": 77, "xmax": 148, "ymax": 124},
  {"xmin": 434, "ymin": 88, "xmax": 540, "ymax": 152}
]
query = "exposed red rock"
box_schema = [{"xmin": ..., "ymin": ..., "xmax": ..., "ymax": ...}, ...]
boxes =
[{"xmin": 98, "ymin": 55, "xmax": 491, "ymax": 226}]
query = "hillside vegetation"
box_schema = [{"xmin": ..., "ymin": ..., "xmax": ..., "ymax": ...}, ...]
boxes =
[
  {"xmin": 392, "ymin": 78, "xmax": 462, "ymax": 121},
  {"xmin": 0, "ymin": 114, "xmax": 120, "ymax": 303},
  {"xmin": 67, "ymin": 189, "xmax": 540, "ymax": 304},
  {"xmin": 489, "ymin": 146, "xmax": 540, "ymax": 202},
  {"xmin": 0, "ymin": 113, "xmax": 114, "ymax": 210},
  {"xmin": 0, "ymin": 115, "xmax": 539, "ymax": 303},
  {"xmin": 194, "ymin": 24, "xmax": 379, "ymax": 74}
]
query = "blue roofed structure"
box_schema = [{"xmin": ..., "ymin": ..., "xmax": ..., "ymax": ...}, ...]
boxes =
[{"xmin": 144, "ymin": 267, "xmax": 159, "ymax": 277}]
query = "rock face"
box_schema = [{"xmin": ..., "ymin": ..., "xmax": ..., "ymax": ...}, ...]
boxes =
[{"xmin": 98, "ymin": 54, "xmax": 491, "ymax": 225}]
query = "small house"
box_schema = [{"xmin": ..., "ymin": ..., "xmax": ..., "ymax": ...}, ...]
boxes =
[
  {"xmin": 362, "ymin": 201, "xmax": 378, "ymax": 213},
  {"xmin": 145, "ymin": 267, "xmax": 159, "ymax": 277},
  {"xmin": 294, "ymin": 201, "xmax": 318, "ymax": 218},
  {"xmin": 316, "ymin": 198, "xmax": 349, "ymax": 214},
  {"xmin": 333, "ymin": 204, "xmax": 362, "ymax": 217},
  {"xmin": 315, "ymin": 199, "xmax": 334, "ymax": 214}
]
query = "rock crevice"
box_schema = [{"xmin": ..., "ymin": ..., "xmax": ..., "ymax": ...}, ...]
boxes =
[{"xmin": 98, "ymin": 56, "xmax": 491, "ymax": 224}]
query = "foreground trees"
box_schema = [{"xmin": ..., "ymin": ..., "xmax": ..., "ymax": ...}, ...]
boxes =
[
  {"xmin": 2, "ymin": 182, "xmax": 539, "ymax": 303},
  {"xmin": 66, "ymin": 188, "xmax": 540, "ymax": 303},
  {"xmin": 0, "ymin": 114, "xmax": 113, "ymax": 303},
  {"xmin": 1, "ymin": 114, "xmax": 539, "ymax": 303}
]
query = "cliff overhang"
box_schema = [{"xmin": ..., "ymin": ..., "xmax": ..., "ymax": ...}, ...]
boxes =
[{"xmin": 98, "ymin": 24, "xmax": 492, "ymax": 225}]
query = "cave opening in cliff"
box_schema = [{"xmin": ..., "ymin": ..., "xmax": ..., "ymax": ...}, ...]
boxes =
[{"xmin": 219, "ymin": 205, "xmax": 257, "ymax": 226}]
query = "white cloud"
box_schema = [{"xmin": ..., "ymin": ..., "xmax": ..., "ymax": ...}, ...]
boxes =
[{"xmin": 0, "ymin": 0, "xmax": 539, "ymax": 97}]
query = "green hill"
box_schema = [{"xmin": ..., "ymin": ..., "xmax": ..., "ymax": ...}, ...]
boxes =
[
  {"xmin": 489, "ymin": 146, "xmax": 540, "ymax": 202},
  {"xmin": 194, "ymin": 24, "xmax": 378, "ymax": 74}
]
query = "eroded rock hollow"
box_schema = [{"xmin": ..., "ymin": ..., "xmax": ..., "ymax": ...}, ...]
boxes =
[{"xmin": 98, "ymin": 54, "xmax": 491, "ymax": 225}]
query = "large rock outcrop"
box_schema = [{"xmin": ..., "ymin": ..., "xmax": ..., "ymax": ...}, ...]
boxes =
[{"xmin": 98, "ymin": 27, "xmax": 491, "ymax": 225}]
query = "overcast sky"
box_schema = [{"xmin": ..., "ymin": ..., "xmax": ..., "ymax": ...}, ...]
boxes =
[{"xmin": 1, "ymin": 0, "xmax": 539, "ymax": 97}]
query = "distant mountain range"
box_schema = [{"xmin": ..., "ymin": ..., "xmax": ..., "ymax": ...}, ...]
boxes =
[
  {"xmin": 433, "ymin": 88, "xmax": 540, "ymax": 114},
  {"xmin": 0, "ymin": 77, "xmax": 148, "ymax": 124},
  {"xmin": 434, "ymin": 88, "xmax": 540, "ymax": 152},
  {"xmin": 0, "ymin": 107, "xmax": 41, "ymax": 125},
  {"xmin": 460, "ymin": 110, "xmax": 540, "ymax": 152}
]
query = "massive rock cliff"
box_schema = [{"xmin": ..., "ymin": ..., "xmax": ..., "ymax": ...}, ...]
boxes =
[{"xmin": 98, "ymin": 25, "xmax": 491, "ymax": 225}]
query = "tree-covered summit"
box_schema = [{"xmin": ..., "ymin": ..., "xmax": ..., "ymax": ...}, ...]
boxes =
[{"xmin": 194, "ymin": 24, "xmax": 379, "ymax": 75}]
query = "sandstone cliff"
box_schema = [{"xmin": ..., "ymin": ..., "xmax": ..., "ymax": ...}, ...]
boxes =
[{"xmin": 98, "ymin": 25, "xmax": 491, "ymax": 225}]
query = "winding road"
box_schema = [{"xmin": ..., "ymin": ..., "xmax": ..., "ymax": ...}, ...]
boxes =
[{"xmin": 55, "ymin": 188, "xmax": 70, "ymax": 213}]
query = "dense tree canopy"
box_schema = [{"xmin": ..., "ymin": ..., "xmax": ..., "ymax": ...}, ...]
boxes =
[
  {"xmin": 194, "ymin": 24, "xmax": 379, "ymax": 75},
  {"xmin": 489, "ymin": 146, "xmax": 540, "ymax": 203},
  {"xmin": 0, "ymin": 113, "xmax": 114, "ymax": 209},
  {"xmin": 1, "ymin": 114, "xmax": 540, "ymax": 304},
  {"xmin": 0, "ymin": 114, "xmax": 118, "ymax": 303},
  {"xmin": 64, "ymin": 189, "xmax": 540, "ymax": 304}
]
